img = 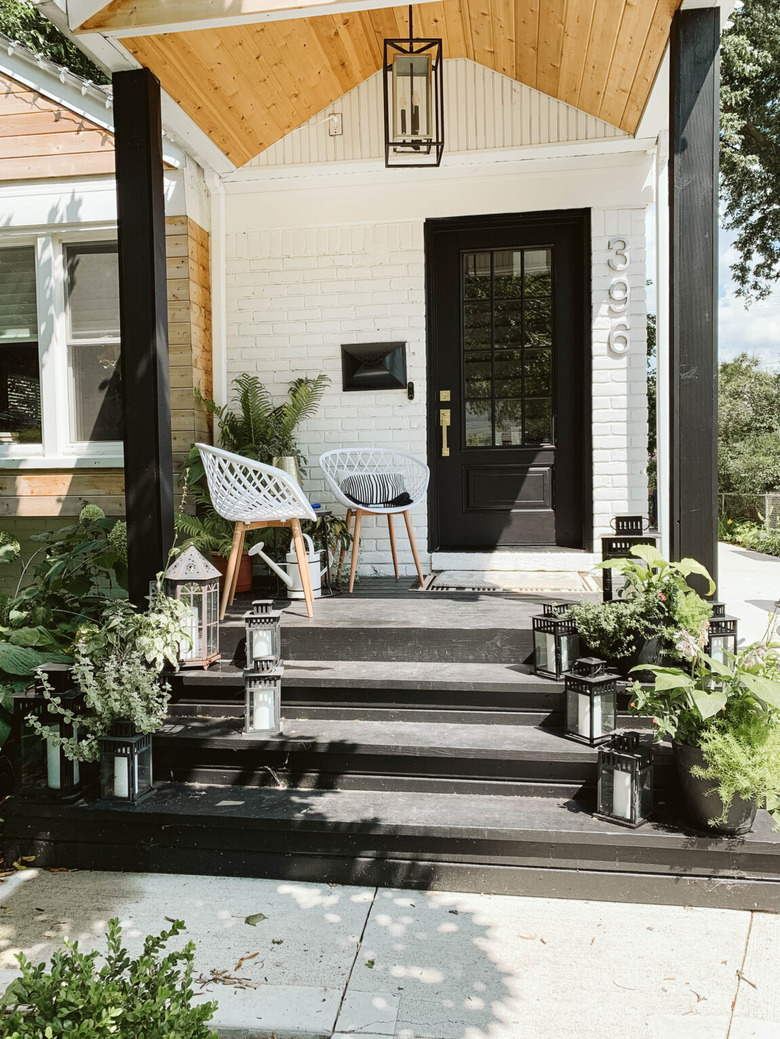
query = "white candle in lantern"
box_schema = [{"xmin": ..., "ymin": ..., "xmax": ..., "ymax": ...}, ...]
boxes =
[
  {"xmin": 114, "ymin": 756, "xmax": 129, "ymax": 798},
  {"xmin": 46, "ymin": 728, "xmax": 60, "ymax": 790},
  {"xmin": 612, "ymin": 770, "xmax": 633, "ymax": 819},
  {"xmin": 578, "ymin": 693, "xmax": 602, "ymax": 740},
  {"xmin": 252, "ymin": 688, "xmax": 274, "ymax": 731},
  {"xmin": 251, "ymin": 627, "xmax": 274, "ymax": 662}
]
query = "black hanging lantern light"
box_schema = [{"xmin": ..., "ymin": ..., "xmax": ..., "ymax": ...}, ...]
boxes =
[
  {"xmin": 706, "ymin": 602, "xmax": 738, "ymax": 664},
  {"xmin": 564, "ymin": 657, "xmax": 618, "ymax": 746},
  {"xmin": 600, "ymin": 516, "xmax": 658, "ymax": 602},
  {"xmin": 532, "ymin": 603, "xmax": 579, "ymax": 680},
  {"xmin": 596, "ymin": 732, "xmax": 653, "ymax": 828},
  {"xmin": 383, "ymin": 5, "xmax": 444, "ymax": 167}
]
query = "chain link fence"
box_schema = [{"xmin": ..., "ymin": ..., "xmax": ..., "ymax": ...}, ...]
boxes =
[{"xmin": 719, "ymin": 492, "xmax": 780, "ymax": 530}]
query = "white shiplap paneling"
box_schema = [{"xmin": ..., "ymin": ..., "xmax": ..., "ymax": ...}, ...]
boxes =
[{"xmin": 247, "ymin": 58, "xmax": 628, "ymax": 168}]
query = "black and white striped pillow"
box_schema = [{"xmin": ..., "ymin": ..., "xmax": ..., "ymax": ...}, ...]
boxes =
[{"xmin": 340, "ymin": 472, "xmax": 408, "ymax": 507}]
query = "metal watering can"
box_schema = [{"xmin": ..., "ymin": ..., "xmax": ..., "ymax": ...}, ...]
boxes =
[{"xmin": 249, "ymin": 533, "xmax": 330, "ymax": 600}]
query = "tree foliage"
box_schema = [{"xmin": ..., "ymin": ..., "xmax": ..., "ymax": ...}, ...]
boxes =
[
  {"xmin": 720, "ymin": 0, "xmax": 780, "ymax": 300},
  {"xmin": 0, "ymin": 0, "xmax": 107, "ymax": 82},
  {"xmin": 719, "ymin": 353, "xmax": 780, "ymax": 493}
]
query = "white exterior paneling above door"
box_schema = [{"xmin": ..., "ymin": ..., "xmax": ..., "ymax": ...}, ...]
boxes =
[{"xmin": 246, "ymin": 59, "xmax": 629, "ymax": 169}]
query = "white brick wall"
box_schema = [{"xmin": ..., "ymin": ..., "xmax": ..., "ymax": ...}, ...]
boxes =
[
  {"xmin": 225, "ymin": 205, "xmax": 649, "ymax": 574},
  {"xmin": 591, "ymin": 207, "xmax": 649, "ymax": 541},
  {"xmin": 226, "ymin": 221, "xmax": 428, "ymax": 576}
]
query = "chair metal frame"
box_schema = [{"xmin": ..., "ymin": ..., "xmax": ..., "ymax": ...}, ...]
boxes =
[
  {"xmin": 319, "ymin": 446, "xmax": 429, "ymax": 591},
  {"xmin": 196, "ymin": 443, "xmax": 317, "ymax": 619}
]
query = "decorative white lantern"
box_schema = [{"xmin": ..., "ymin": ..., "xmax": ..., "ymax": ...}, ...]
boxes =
[
  {"xmin": 244, "ymin": 600, "xmax": 283, "ymax": 669},
  {"xmin": 244, "ymin": 662, "xmax": 284, "ymax": 736},
  {"xmin": 164, "ymin": 546, "xmax": 221, "ymax": 669}
]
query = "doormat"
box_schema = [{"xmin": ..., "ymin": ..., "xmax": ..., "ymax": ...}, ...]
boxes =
[{"xmin": 428, "ymin": 570, "xmax": 601, "ymax": 594}]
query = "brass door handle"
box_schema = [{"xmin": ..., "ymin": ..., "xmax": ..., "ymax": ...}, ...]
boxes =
[{"xmin": 440, "ymin": 409, "xmax": 451, "ymax": 457}]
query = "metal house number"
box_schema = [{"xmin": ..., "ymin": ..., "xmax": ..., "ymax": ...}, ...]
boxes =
[{"xmin": 607, "ymin": 236, "xmax": 630, "ymax": 355}]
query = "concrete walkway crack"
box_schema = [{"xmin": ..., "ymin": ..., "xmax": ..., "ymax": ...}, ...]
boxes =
[
  {"xmin": 331, "ymin": 886, "xmax": 379, "ymax": 1036},
  {"xmin": 726, "ymin": 910, "xmax": 755, "ymax": 1039}
]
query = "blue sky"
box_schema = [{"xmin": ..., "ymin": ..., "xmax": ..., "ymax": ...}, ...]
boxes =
[{"xmin": 719, "ymin": 228, "xmax": 780, "ymax": 367}]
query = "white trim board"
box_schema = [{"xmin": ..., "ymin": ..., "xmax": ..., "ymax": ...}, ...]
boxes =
[{"xmin": 431, "ymin": 551, "xmax": 599, "ymax": 573}]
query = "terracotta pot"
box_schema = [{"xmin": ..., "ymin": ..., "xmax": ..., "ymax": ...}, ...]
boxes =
[
  {"xmin": 674, "ymin": 742, "xmax": 757, "ymax": 835},
  {"xmin": 212, "ymin": 551, "xmax": 253, "ymax": 594}
]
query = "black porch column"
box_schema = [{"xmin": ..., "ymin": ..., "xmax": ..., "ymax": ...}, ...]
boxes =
[
  {"xmin": 113, "ymin": 68, "xmax": 174, "ymax": 606},
  {"xmin": 669, "ymin": 7, "xmax": 720, "ymax": 587}
]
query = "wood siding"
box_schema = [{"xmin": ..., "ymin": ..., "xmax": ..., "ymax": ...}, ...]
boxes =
[
  {"xmin": 121, "ymin": 0, "xmax": 679, "ymax": 166},
  {"xmin": 0, "ymin": 73, "xmax": 114, "ymax": 181},
  {"xmin": 1, "ymin": 217, "xmax": 213, "ymax": 518},
  {"xmin": 250, "ymin": 59, "xmax": 627, "ymax": 167}
]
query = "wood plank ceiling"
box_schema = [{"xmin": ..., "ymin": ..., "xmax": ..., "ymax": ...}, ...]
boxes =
[{"xmin": 118, "ymin": 0, "xmax": 680, "ymax": 167}]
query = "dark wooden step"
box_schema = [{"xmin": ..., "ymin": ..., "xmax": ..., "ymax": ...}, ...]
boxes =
[
  {"xmin": 5, "ymin": 784, "xmax": 778, "ymax": 912},
  {"xmin": 152, "ymin": 717, "xmax": 672, "ymax": 793}
]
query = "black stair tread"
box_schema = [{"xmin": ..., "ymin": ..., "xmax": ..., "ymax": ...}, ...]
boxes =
[
  {"xmin": 158, "ymin": 716, "xmax": 667, "ymax": 761},
  {"xmin": 31, "ymin": 782, "xmax": 779, "ymax": 853},
  {"xmin": 179, "ymin": 660, "xmax": 559, "ymax": 691},
  {"xmin": 273, "ymin": 596, "xmax": 551, "ymax": 630}
]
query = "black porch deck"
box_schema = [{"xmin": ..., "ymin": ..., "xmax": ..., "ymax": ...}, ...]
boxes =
[{"xmin": 4, "ymin": 581, "xmax": 779, "ymax": 911}]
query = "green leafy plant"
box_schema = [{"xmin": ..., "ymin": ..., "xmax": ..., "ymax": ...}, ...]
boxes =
[
  {"xmin": 629, "ymin": 602, "xmax": 780, "ymax": 825},
  {"xmin": 0, "ymin": 916, "xmax": 217, "ymax": 1038},
  {"xmin": 569, "ymin": 596, "xmax": 660, "ymax": 666},
  {"xmin": 0, "ymin": 506, "xmax": 128, "ymax": 723},
  {"xmin": 28, "ymin": 593, "xmax": 193, "ymax": 762},
  {"xmin": 724, "ymin": 521, "xmax": 780, "ymax": 558}
]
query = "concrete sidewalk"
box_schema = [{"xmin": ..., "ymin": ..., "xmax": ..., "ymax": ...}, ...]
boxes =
[
  {"xmin": 718, "ymin": 542, "xmax": 780, "ymax": 647},
  {"xmin": 0, "ymin": 869, "xmax": 777, "ymax": 1039}
]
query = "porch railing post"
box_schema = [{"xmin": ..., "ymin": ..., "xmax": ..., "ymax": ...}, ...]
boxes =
[
  {"xmin": 113, "ymin": 68, "xmax": 174, "ymax": 606},
  {"xmin": 669, "ymin": 6, "xmax": 720, "ymax": 588}
]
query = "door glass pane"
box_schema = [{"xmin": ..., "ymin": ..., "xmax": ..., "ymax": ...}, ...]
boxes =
[
  {"xmin": 493, "ymin": 250, "xmax": 523, "ymax": 298},
  {"xmin": 69, "ymin": 343, "xmax": 122, "ymax": 442},
  {"xmin": 493, "ymin": 301, "xmax": 522, "ymax": 348},
  {"xmin": 524, "ymin": 297, "xmax": 552, "ymax": 347},
  {"xmin": 465, "ymin": 400, "xmax": 492, "ymax": 447},
  {"xmin": 464, "ymin": 354, "xmax": 491, "ymax": 400},
  {"xmin": 524, "ymin": 349, "xmax": 552, "ymax": 396},
  {"xmin": 524, "ymin": 398, "xmax": 553, "ymax": 444},
  {"xmin": 494, "ymin": 351, "xmax": 522, "ymax": 398},
  {"xmin": 524, "ymin": 249, "xmax": 552, "ymax": 295},
  {"xmin": 461, "ymin": 245, "xmax": 554, "ymax": 449},
  {"xmin": 494, "ymin": 400, "xmax": 522, "ymax": 446},
  {"xmin": 464, "ymin": 302, "xmax": 491, "ymax": 350},
  {"xmin": 463, "ymin": 252, "xmax": 491, "ymax": 300},
  {"xmin": 66, "ymin": 244, "xmax": 120, "ymax": 339}
]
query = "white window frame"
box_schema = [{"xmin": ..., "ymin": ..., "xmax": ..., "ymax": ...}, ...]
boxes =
[{"xmin": 0, "ymin": 225, "xmax": 123, "ymax": 468}]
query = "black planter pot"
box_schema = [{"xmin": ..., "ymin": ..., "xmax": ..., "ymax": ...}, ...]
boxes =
[
  {"xmin": 674, "ymin": 742, "xmax": 757, "ymax": 835},
  {"xmin": 581, "ymin": 636, "xmax": 663, "ymax": 681}
]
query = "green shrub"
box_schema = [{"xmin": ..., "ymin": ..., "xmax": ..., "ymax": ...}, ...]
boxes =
[
  {"xmin": 0, "ymin": 917, "xmax": 217, "ymax": 1039},
  {"xmin": 730, "ymin": 522, "xmax": 780, "ymax": 557},
  {"xmin": 569, "ymin": 596, "xmax": 659, "ymax": 664}
]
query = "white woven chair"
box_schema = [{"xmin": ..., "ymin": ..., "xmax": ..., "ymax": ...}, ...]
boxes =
[
  {"xmin": 196, "ymin": 444, "xmax": 317, "ymax": 619},
  {"xmin": 319, "ymin": 447, "xmax": 429, "ymax": 591}
]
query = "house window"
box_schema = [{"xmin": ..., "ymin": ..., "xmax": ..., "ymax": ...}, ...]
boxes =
[{"xmin": 0, "ymin": 235, "xmax": 122, "ymax": 464}]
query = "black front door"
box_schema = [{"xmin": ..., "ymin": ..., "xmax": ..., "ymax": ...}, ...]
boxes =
[{"xmin": 426, "ymin": 210, "xmax": 591, "ymax": 550}]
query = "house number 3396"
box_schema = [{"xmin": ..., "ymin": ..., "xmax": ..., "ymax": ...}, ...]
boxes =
[{"xmin": 607, "ymin": 236, "xmax": 630, "ymax": 355}]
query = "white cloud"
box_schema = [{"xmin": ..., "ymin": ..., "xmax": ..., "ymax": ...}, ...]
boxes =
[{"xmin": 719, "ymin": 228, "xmax": 780, "ymax": 366}]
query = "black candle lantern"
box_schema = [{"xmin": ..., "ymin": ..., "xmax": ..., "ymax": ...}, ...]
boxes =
[
  {"xmin": 98, "ymin": 722, "xmax": 153, "ymax": 804},
  {"xmin": 383, "ymin": 5, "xmax": 444, "ymax": 167},
  {"xmin": 11, "ymin": 664, "xmax": 85, "ymax": 801},
  {"xmin": 600, "ymin": 516, "xmax": 658, "ymax": 602},
  {"xmin": 164, "ymin": 545, "xmax": 221, "ymax": 669},
  {"xmin": 532, "ymin": 603, "xmax": 579, "ymax": 680},
  {"xmin": 244, "ymin": 600, "xmax": 283, "ymax": 669},
  {"xmin": 596, "ymin": 732, "xmax": 653, "ymax": 828},
  {"xmin": 244, "ymin": 661, "xmax": 284, "ymax": 736},
  {"xmin": 706, "ymin": 602, "xmax": 738, "ymax": 664},
  {"xmin": 564, "ymin": 658, "xmax": 618, "ymax": 745}
]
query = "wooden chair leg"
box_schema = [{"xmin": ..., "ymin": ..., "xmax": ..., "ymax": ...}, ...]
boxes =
[
  {"xmin": 220, "ymin": 522, "xmax": 244, "ymax": 620},
  {"xmin": 291, "ymin": 518, "xmax": 314, "ymax": 618},
  {"xmin": 402, "ymin": 510, "xmax": 425, "ymax": 589},
  {"xmin": 338, "ymin": 509, "xmax": 354, "ymax": 580},
  {"xmin": 387, "ymin": 513, "xmax": 399, "ymax": 579},
  {"xmin": 228, "ymin": 525, "xmax": 247, "ymax": 607},
  {"xmin": 349, "ymin": 510, "xmax": 363, "ymax": 593}
]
